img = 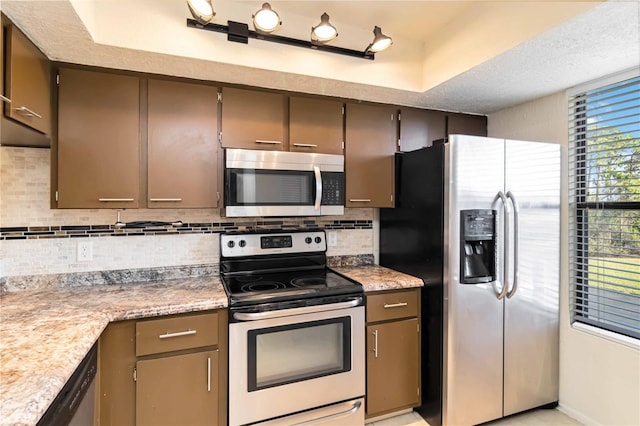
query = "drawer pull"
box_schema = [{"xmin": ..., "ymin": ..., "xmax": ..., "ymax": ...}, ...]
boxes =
[
  {"xmin": 0, "ymin": 95, "xmax": 11, "ymax": 104},
  {"xmin": 149, "ymin": 198, "xmax": 183, "ymax": 202},
  {"xmin": 349, "ymin": 199, "xmax": 371, "ymax": 202},
  {"xmin": 383, "ymin": 302, "xmax": 408, "ymax": 309},
  {"xmin": 293, "ymin": 143, "xmax": 318, "ymax": 148},
  {"xmin": 14, "ymin": 106, "xmax": 42, "ymax": 119},
  {"xmin": 158, "ymin": 329, "xmax": 197, "ymax": 339},
  {"xmin": 255, "ymin": 139, "xmax": 282, "ymax": 145}
]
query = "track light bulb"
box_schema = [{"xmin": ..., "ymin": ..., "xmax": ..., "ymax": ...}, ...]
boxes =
[
  {"xmin": 187, "ymin": 0, "xmax": 215, "ymax": 25},
  {"xmin": 311, "ymin": 12, "xmax": 338, "ymax": 43},
  {"xmin": 253, "ymin": 3, "xmax": 281, "ymax": 33},
  {"xmin": 366, "ymin": 26, "xmax": 393, "ymax": 53}
]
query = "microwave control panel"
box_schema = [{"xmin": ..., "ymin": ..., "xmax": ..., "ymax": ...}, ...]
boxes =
[{"xmin": 321, "ymin": 172, "xmax": 345, "ymax": 206}]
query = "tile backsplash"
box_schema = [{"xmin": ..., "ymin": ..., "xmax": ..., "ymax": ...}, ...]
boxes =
[{"xmin": 0, "ymin": 147, "xmax": 375, "ymax": 281}]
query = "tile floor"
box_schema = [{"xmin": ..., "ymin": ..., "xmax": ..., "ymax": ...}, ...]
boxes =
[{"xmin": 367, "ymin": 408, "xmax": 581, "ymax": 426}]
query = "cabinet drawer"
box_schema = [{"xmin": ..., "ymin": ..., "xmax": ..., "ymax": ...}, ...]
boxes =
[
  {"xmin": 136, "ymin": 312, "xmax": 218, "ymax": 356},
  {"xmin": 366, "ymin": 289, "xmax": 419, "ymax": 322}
]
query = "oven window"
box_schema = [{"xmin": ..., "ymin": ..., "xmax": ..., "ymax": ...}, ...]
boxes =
[
  {"xmin": 247, "ymin": 317, "xmax": 351, "ymax": 391},
  {"xmin": 227, "ymin": 169, "xmax": 315, "ymax": 206}
]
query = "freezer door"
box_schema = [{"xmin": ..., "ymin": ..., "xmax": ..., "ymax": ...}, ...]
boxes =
[
  {"xmin": 444, "ymin": 135, "xmax": 505, "ymax": 426},
  {"xmin": 503, "ymin": 140, "xmax": 560, "ymax": 416}
]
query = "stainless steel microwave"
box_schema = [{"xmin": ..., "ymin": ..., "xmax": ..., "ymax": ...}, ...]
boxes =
[{"xmin": 224, "ymin": 148, "xmax": 345, "ymax": 217}]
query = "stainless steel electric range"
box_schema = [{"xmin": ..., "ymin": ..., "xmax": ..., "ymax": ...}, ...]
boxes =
[{"xmin": 220, "ymin": 230, "xmax": 365, "ymax": 426}]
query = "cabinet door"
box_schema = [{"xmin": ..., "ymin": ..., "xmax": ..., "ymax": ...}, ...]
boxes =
[
  {"xmin": 399, "ymin": 108, "xmax": 446, "ymax": 151},
  {"xmin": 221, "ymin": 87, "xmax": 285, "ymax": 150},
  {"xmin": 100, "ymin": 321, "xmax": 137, "ymax": 426},
  {"xmin": 148, "ymin": 79, "xmax": 218, "ymax": 208},
  {"xmin": 289, "ymin": 96, "xmax": 343, "ymax": 155},
  {"xmin": 4, "ymin": 24, "xmax": 51, "ymax": 135},
  {"xmin": 345, "ymin": 103, "xmax": 396, "ymax": 208},
  {"xmin": 447, "ymin": 112, "xmax": 487, "ymax": 137},
  {"xmin": 136, "ymin": 350, "xmax": 219, "ymax": 426},
  {"xmin": 366, "ymin": 318, "xmax": 420, "ymax": 417},
  {"xmin": 57, "ymin": 68, "xmax": 140, "ymax": 208}
]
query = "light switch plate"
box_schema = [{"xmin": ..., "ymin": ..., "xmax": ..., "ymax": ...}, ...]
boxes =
[{"xmin": 327, "ymin": 231, "xmax": 338, "ymax": 247}]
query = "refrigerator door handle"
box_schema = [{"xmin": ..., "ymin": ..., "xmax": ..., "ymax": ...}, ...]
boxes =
[
  {"xmin": 506, "ymin": 191, "xmax": 520, "ymax": 299},
  {"xmin": 493, "ymin": 191, "xmax": 510, "ymax": 300}
]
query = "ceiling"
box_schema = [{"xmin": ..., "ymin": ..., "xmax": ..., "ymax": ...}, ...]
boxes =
[{"xmin": 1, "ymin": 0, "xmax": 639, "ymax": 115}]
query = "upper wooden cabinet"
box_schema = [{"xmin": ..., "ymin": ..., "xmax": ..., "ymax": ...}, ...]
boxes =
[
  {"xmin": 289, "ymin": 96, "xmax": 344, "ymax": 155},
  {"xmin": 447, "ymin": 112, "xmax": 487, "ymax": 137},
  {"xmin": 3, "ymin": 23, "xmax": 51, "ymax": 135},
  {"xmin": 220, "ymin": 87, "xmax": 286, "ymax": 151},
  {"xmin": 57, "ymin": 68, "xmax": 140, "ymax": 208},
  {"xmin": 399, "ymin": 108, "xmax": 447, "ymax": 152},
  {"xmin": 147, "ymin": 79, "xmax": 219, "ymax": 209},
  {"xmin": 345, "ymin": 103, "xmax": 396, "ymax": 208}
]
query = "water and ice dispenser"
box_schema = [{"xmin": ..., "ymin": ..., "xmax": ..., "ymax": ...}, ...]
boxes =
[{"xmin": 460, "ymin": 209, "xmax": 496, "ymax": 284}]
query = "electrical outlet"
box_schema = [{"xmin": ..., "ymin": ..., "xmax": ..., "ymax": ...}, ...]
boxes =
[
  {"xmin": 327, "ymin": 231, "xmax": 338, "ymax": 247},
  {"xmin": 77, "ymin": 241, "xmax": 93, "ymax": 262}
]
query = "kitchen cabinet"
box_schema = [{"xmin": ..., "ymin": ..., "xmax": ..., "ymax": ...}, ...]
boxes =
[
  {"xmin": 3, "ymin": 23, "xmax": 52, "ymax": 136},
  {"xmin": 57, "ymin": 67, "xmax": 140, "ymax": 208},
  {"xmin": 447, "ymin": 112, "xmax": 487, "ymax": 137},
  {"xmin": 220, "ymin": 87, "xmax": 286, "ymax": 150},
  {"xmin": 365, "ymin": 288, "xmax": 421, "ymax": 418},
  {"xmin": 147, "ymin": 79, "xmax": 219, "ymax": 208},
  {"xmin": 345, "ymin": 103, "xmax": 396, "ymax": 208},
  {"xmin": 289, "ymin": 96, "xmax": 344, "ymax": 155},
  {"xmin": 98, "ymin": 310, "xmax": 228, "ymax": 426},
  {"xmin": 399, "ymin": 107, "xmax": 447, "ymax": 152}
]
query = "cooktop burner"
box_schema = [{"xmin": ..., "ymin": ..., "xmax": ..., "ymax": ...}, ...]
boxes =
[{"xmin": 240, "ymin": 281, "xmax": 287, "ymax": 292}]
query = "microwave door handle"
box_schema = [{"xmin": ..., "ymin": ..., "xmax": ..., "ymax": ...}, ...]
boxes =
[{"xmin": 313, "ymin": 166, "xmax": 322, "ymax": 211}]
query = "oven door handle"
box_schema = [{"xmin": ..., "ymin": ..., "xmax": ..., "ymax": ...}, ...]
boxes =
[{"xmin": 232, "ymin": 297, "xmax": 362, "ymax": 321}]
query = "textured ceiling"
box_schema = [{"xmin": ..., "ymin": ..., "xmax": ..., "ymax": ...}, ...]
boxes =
[{"xmin": 1, "ymin": 0, "xmax": 639, "ymax": 114}]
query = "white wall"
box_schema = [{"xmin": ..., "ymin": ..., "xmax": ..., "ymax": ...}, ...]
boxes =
[{"xmin": 488, "ymin": 92, "xmax": 640, "ymax": 426}]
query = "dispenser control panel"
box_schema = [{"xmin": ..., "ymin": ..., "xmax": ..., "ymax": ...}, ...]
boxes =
[{"xmin": 460, "ymin": 209, "xmax": 496, "ymax": 284}]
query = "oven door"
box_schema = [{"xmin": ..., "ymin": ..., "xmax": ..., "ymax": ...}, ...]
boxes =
[{"xmin": 228, "ymin": 303, "xmax": 365, "ymax": 426}]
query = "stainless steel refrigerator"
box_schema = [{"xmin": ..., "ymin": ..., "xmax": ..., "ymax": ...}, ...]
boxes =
[{"xmin": 380, "ymin": 134, "xmax": 560, "ymax": 426}]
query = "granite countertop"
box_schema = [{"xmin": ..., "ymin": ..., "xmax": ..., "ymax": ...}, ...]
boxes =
[
  {"xmin": 0, "ymin": 276, "xmax": 227, "ymax": 426},
  {"xmin": 0, "ymin": 265, "xmax": 420, "ymax": 426},
  {"xmin": 332, "ymin": 265, "xmax": 424, "ymax": 292}
]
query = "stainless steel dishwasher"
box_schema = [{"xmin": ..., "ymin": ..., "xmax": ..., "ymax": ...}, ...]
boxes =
[{"xmin": 37, "ymin": 342, "xmax": 97, "ymax": 426}]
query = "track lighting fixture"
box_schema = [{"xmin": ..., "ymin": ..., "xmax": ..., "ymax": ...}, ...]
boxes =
[
  {"xmin": 186, "ymin": 0, "xmax": 215, "ymax": 25},
  {"xmin": 252, "ymin": 3, "xmax": 281, "ymax": 33},
  {"xmin": 311, "ymin": 13, "xmax": 338, "ymax": 44},
  {"xmin": 186, "ymin": 5, "xmax": 393, "ymax": 60},
  {"xmin": 365, "ymin": 26, "xmax": 393, "ymax": 53}
]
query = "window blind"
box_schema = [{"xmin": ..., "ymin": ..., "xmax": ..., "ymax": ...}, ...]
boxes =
[{"xmin": 568, "ymin": 74, "xmax": 640, "ymax": 340}]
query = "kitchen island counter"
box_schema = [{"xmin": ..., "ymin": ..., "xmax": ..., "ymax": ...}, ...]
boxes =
[
  {"xmin": 332, "ymin": 264, "xmax": 424, "ymax": 292},
  {"xmin": 0, "ymin": 276, "xmax": 227, "ymax": 426}
]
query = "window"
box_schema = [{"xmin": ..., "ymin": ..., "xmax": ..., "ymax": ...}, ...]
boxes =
[{"xmin": 568, "ymin": 72, "xmax": 640, "ymax": 340}]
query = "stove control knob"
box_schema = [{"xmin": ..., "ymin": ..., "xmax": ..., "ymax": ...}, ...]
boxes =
[
  {"xmin": 239, "ymin": 240, "xmax": 246, "ymax": 248},
  {"xmin": 227, "ymin": 241, "xmax": 235, "ymax": 248},
  {"xmin": 305, "ymin": 237, "xmax": 312, "ymax": 244},
  {"xmin": 314, "ymin": 236, "xmax": 322, "ymax": 244}
]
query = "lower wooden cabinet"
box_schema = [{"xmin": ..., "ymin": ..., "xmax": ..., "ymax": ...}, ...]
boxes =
[
  {"xmin": 136, "ymin": 350, "xmax": 219, "ymax": 426},
  {"xmin": 365, "ymin": 289, "xmax": 421, "ymax": 418},
  {"xmin": 98, "ymin": 310, "xmax": 227, "ymax": 426}
]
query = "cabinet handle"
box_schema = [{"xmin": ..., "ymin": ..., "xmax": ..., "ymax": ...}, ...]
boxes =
[
  {"xmin": 158, "ymin": 329, "xmax": 197, "ymax": 339},
  {"xmin": 98, "ymin": 198, "xmax": 135, "ymax": 202},
  {"xmin": 0, "ymin": 95, "xmax": 11, "ymax": 104},
  {"xmin": 383, "ymin": 302, "xmax": 408, "ymax": 309},
  {"xmin": 13, "ymin": 106, "xmax": 42, "ymax": 119},
  {"xmin": 349, "ymin": 199, "xmax": 371, "ymax": 203},
  {"xmin": 292, "ymin": 143, "xmax": 318, "ymax": 148},
  {"xmin": 255, "ymin": 140, "xmax": 282, "ymax": 145},
  {"xmin": 149, "ymin": 198, "xmax": 183, "ymax": 202},
  {"xmin": 207, "ymin": 356, "xmax": 211, "ymax": 392},
  {"xmin": 373, "ymin": 330, "xmax": 379, "ymax": 358}
]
